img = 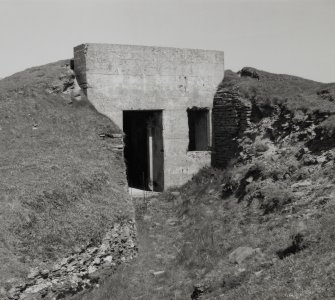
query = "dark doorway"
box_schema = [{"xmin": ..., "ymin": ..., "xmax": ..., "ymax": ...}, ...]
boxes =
[{"xmin": 123, "ymin": 110, "xmax": 164, "ymax": 192}]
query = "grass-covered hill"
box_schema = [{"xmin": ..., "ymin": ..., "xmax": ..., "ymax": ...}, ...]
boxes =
[
  {"xmin": 77, "ymin": 68, "xmax": 335, "ymax": 300},
  {"xmin": 0, "ymin": 61, "xmax": 133, "ymax": 295}
]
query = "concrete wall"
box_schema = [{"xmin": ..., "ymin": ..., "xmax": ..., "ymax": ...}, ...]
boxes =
[{"xmin": 74, "ymin": 43, "xmax": 224, "ymax": 188}]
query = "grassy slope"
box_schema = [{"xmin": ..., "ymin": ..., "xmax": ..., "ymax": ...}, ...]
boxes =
[
  {"xmin": 77, "ymin": 69, "xmax": 335, "ymax": 299},
  {"xmin": 223, "ymin": 68, "xmax": 335, "ymax": 115},
  {"xmin": 0, "ymin": 61, "xmax": 132, "ymax": 287}
]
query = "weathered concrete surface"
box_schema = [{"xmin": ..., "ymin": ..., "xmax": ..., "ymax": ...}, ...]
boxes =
[{"xmin": 74, "ymin": 43, "xmax": 224, "ymax": 188}]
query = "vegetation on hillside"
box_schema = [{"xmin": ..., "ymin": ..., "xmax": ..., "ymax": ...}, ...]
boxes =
[
  {"xmin": 0, "ymin": 61, "xmax": 132, "ymax": 293},
  {"xmin": 75, "ymin": 68, "xmax": 335, "ymax": 299}
]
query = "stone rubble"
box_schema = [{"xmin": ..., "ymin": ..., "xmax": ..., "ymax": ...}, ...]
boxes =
[{"xmin": 6, "ymin": 220, "xmax": 137, "ymax": 300}]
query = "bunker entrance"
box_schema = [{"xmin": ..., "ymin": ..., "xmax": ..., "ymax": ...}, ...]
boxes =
[{"xmin": 123, "ymin": 110, "xmax": 164, "ymax": 192}]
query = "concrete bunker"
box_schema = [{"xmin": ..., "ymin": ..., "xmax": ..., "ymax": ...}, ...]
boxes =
[
  {"xmin": 73, "ymin": 43, "xmax": 224, "ymax": 189},
  {"xmin": 123, "ymin": 110, "xmax": 164, "ymax": 192}
]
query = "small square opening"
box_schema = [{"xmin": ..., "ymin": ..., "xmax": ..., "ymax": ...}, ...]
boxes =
[{"xmin": 187, "ymin": 108, "xmax": 209, "ymax": 151}]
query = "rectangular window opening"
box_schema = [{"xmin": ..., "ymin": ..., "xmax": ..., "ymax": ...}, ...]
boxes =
[{"xmin": 187, "ymin": 108, "xmax": 209, "ymax": 151}]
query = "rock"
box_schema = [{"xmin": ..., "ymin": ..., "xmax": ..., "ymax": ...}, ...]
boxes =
[
  {"xmin": 51, "ymin": 278, "xmax": 60, "ymax": 285},
  {"xmin": 73, "ymin": 245, "xmax": 82, "ymax": 254},
  {"xmin": 229, "ymin": 246, "xmax": 263, "ymax": 264},
  {"xmin": 8, "ymin": 287, "xmax": 20, "ymax": 299},
  {"xmin": 317, "ymin": 156, "xmax": 327, "ymax": 164},
  {"xmin": 70, "ymin": 274, "xmax": 81, "ymax": 284},
  {"xmin": 52, "ymin": 263, "xmax": 61, "ymax": 272},
  {"xmin": 149, "ymin": 197, "xmax": 158, "ymax": 205},
  {"xmin": 255, "ymin": 270, "xmax": 263, "ymax": 277},
  {"xmin": 150, "ymin": 270, "xmax": 166, "ymax": 277},
  {"xmin": 166, "ymin": 217, "xmax": 179, "ymax": 226},
  {"xmin": 60, "ymin": 257, "xmax": 69, "ymax": 266},
  {"xmin": 93, "ymin": 258, "xmax": 101, "ymax": 265},
  {"xmin": 120, "ymin": 226, "xmax": 130, "ymax": 241},
  {"xmin": 80, "ymin": 253, "xmax": 91, "ymax": 263},
  {"xmin": 143, "ymin": 215, "xmax": 152, "ymax": 221},
  {"xmin": 246, "ymin": 176, "xmax": 253, "ymax": 183},
  {"xmin": 87, "ymin": 247, "xmax": 98, "ymax": 255},
  {"xmin": 40, "ymin": 269, "xmax": 49, "ymax": 278},
  {"xmin": 99, "ymin": 242, "xmax": 109, "ymax": 253},
  {"xmin": 27, "ymin": 267, "xmax": 40, "ymax": 279},
  {"xmin": 25, "ymin": 282, "xmax": 52, "ymax": 294},
  {"xmin": 171, "ymin": 191, "xmax": 180, "ymax": 197},
  {"xmin": 103, "ymin": 255, "xmax": 113, "ymax": 263},
  {"xmin": 291, "ymin": 180, "xmax": 312, "ymax": 190},
  {"xmin": 240, "ymin": 67, "xmax": 260, "ymax": 80},
  {"xmin": 191, "ymin": 282, "xmax": 211, "ymax": 300},
  {"xmin": 302, "ymin": 154, "xmax": 318, "ymax": 165},
  {"xmin": 79, "ymin": 271, "xmax": 88, "ymax": 278},
  {"xmin": 0, "ymin": 287, "xmax": 6, "ymax": 296},
  {"xmin": 88, "ymin": 265, "xmax": 97, "ymax": 274},
  {"xmin": 67, "ymin": 264, "xmax": 76, "ymax": 272},
  {"xmin": 111, "ymin": 133, "xmax": 123, "ymax": 138},
  {"xmin": 294, "ymin": 220, "xmax": 308, "ymax": 235}
]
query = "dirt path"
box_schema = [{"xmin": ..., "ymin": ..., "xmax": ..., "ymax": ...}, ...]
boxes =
[{"xmin": 72, "ymin": 195, "xmax": 192, "ymax": 300}]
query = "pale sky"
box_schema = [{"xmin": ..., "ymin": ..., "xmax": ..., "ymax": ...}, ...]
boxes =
[{"xmin": 0, "ymin": 0, "xmax": 334, "ymax": 82}]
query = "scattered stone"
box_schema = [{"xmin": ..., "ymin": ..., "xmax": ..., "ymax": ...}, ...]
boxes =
[
  {"xmin": 166, "ymin": 217, "xmax": 179, "ymax": 226},
  {"xmin": 103, "ymin": 255, "xmax": 113, "ymax": 263},
  {"xmin": 99, "ymin": 242, "xmax": 109, "ymax": 253},
  {"xmin": 291, "ymin": 180, "xmax": 312, "ymax": 190},
  {"xmin": 229, "ymin": 246, "xmax": 263, "ymax": 265},
  {"xmin": 150, "ymin": 270, "xmax": 166, "ymax": 277},
  {"xmin": 92, "ymin": 257, "xmax": 101, "ymax": 265},
  {"xmin": 246, "ymin": 176, "xmax": 253, "ymax": 183},
  {"xmin": 120, "ymin": 226, "xmax": 130, "ymax": 241},
  {"xmin": 7, "ymin": 221, "xmax": 137, "ymax": 300},
  {"xmin": 52, "ymin": 263, "xmax": 61, "ymax": 272},
  {"xmin": 143, "ymin": 215, "xmax": 152, "ymax": 221},
  {"xmin": 27, "ymin": 267, "xmax": 40, "ymax": 279},
  {"xmin": 67, "ymin": 264, "xmax": 76, "ymax": 272},
  {"xmin": 191, "ymin": 282, "xmax": 211, "ymax": 300},
  {"xmin": 302, "ymin": 154, "xmax": 318, "ymax": 165},
  {"xmin": 0, "ymin": 287, "xmax": 6, "ymax": 296},
  {"xmin": 25, "ymin": 281, "xmax": 51, "ymax": 294},
  {"xmin": 255, "ymin": 270, "xmax": 263, "ymax": 277},
  {"xmin": 60, "ymin": 257, "xmax": 69, "ymax": 266},
  {"xmin": 128, "ymin": 239, "xmax": 135, "ymax": 248},
  {"xmin": 73, "ymin": 245, "xmax": 82, "ymax": 254},
  {"xmin": 88, "ymin": 265, "xmax": 97, "ymax": 275},
  {"xmin": 317, "ymin": 156, "xmax": 327, "ymax": 164},
  {"xmin": 87, "ymin": 247, "xmax": 98, "ymax": 255},
  {"xmin": 40, "ymin": 269, "xmax": 49, "ymax": 278}
]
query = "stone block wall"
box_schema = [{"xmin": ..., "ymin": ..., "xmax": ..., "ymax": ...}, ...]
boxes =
[
  {"xmin": 74, "ymin": 43, "xmax": 224, "ymax": 189},
  {"xmin": 212, "ymin": 87, "xmax": 251, "ymax": 168}
]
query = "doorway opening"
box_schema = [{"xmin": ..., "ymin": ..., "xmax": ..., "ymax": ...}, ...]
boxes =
[{"xmin": 123, "ymin": 110, "xmax": 164, "ymax": 192}]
